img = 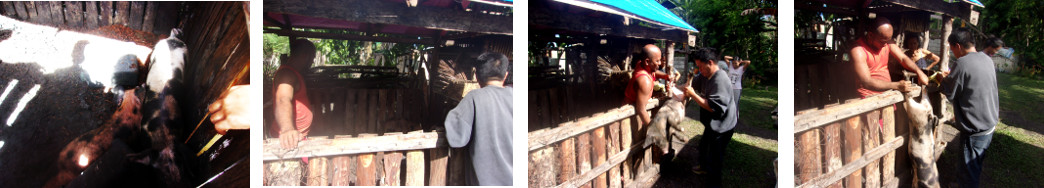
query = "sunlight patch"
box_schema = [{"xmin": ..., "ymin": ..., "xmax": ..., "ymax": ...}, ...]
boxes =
[
  {"xmin": 0, "ymin": 79, "xmax": 18, "ymax": 105},
  {"xmin": 6, "ymin": 84, "xmax": 41, "ymax": 126}
]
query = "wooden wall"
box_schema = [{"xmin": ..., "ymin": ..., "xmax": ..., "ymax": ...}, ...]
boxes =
[
  {"xmin": 305, "ymin": 87, "xmax": 429, "ymax": 137},
  {"xmin": 0, "ymin": 1, "xmax": 179, "ymax": 35}
]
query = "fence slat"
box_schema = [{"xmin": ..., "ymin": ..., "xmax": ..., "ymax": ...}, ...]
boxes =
[
  {"xmin": 842, "ymin": 114, "xmax": 863, "ymax": 188},
  {"xmin": 529, "ymin": 99, "xmax": 659, "ymax": 151},
  {"xmin": 262, "ymin": 131, "xmax": 443, "ymax": 160},
  {"xmin": 795, "ymin": 89, "xmax": 917, "ymax": 133}
]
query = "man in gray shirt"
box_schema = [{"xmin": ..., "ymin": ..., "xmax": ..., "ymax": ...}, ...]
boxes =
[
  {"xmin": 444, "ymin": 52, "xmax": 513, "ymax": 186},
  {"xmin": 939, "ymin": 29, "xmax": 999, "ymax": 188},
  {"xmin": 681, "ymin": 48, "xmax": 738, "ymax": 188}
]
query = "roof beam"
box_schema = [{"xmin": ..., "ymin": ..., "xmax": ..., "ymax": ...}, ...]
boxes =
[
  {"xmin": 264, "ymin": 0, "xmax": 512, "ymax": 35},
  {"xmin": 264, "ymin": 29, "xmax": 438, "ymax": 45}
]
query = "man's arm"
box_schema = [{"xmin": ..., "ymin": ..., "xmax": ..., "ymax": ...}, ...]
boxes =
[
  {"xmin": 851, "ymin": 46, "xmax": 905, "ymax": 91},
  {"xmin": 683, "ymin": 85, "xmax": 712, "ymax": 112},
  {"xmin": 888, "ymin": 43, "xmax": 929, "ymax": 85},
  {"xmin": 634, "ymin": 76, "xmax": 654, "ymax": 125},
  {"xmin": 274, "ymin": 70, "xmax": 303, "ymax": 149},
  {"xmin": 444, "ymin": 94, "xmax": 476, "ymax": 148}
]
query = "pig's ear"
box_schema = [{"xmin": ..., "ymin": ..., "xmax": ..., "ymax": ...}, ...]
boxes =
[{"xmin": 169, "ymin": 29, "xmax": 183, "ymax": 39}]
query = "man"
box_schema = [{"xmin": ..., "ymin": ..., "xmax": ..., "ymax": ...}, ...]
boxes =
[
  {"xmin": 681, "ymin": 48, "xmax": 738, "ymax": 188},
  {"xmin": 851, "ymin": 17, "xmax": 929, "ymax": 97},
  {"xmin": 983, "ymin": 37, "xmax": 1004, "ymax": 57},
  {"xmin": 444, "ymin": 52, "xmax": 513, "ymax": 186},
  {"xmin": 938, "ymin": 29, "xmax": 999, "ymax": 188},
  {"xmin": 273, "ymin": 39, "xmax": 316, "ymax": 149},
  {"xmin": 626, "ymin": 44, "xmax": 673, "ymax": 125}
]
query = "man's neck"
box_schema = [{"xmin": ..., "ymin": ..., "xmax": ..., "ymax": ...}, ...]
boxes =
[{"xmin": 481, "ymin": 80, "xmax": 505, "ymax": 88}]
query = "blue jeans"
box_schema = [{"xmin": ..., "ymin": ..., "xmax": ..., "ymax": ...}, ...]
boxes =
[{"xmin": 960, "ymin": 130, "xmax": 993, "ymax": 188}]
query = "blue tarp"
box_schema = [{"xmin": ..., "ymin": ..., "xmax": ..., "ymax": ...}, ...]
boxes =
[
  {"xmin": 963, "ymin": 0, "xmax": 984, "ymax": 7},
  {"xmin": 588, "ymin": 0, "xmax": 698, "ymax": 32}
]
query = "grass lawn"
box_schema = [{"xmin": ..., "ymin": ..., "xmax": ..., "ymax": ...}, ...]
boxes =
[
  {"xmin": 937, "ymin": 72, "xmax": 1044, "ymax": 187},
  {"xmin": 668, "ymin": 86, "xmax": 778, "ymax": 188}
]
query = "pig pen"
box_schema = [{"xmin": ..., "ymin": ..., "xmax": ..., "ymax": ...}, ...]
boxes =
[{"xmin": 0, "ymin": 2, "xmax": 248, "ymax": 187}]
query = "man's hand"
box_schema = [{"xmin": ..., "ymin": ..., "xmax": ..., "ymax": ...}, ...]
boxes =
[
  {"xmin": 896, "ymin": 80, "xmax": 913, "ymax": 93},
  {"xmin": 209, "ymin": 85, "xmax": 251, "ymax": 135},
  {"xmin": 280, "ymin": 129, "xmax": 303, "ymax": 149},
  {"xmin": 916, "ymin": 71, "xmax": 930, "ymax": 86}
]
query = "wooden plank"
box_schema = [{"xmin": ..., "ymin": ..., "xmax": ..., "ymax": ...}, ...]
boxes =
[
  {"xmin": 65, "ymin": 1, "xmax": 83, "ymax": 29},
  {"xmin": 33, "ymin": 2, "xmax": 52, "ymax": 25},
  {"xmin": 592, "ymin": 127, "xmax": 608, "ymax": 188},
  {"xmin": 263, "ymin": 0, "xmax": 511, "ymax": 35},
  {"xmin": 822, "ymin": 106, "xmax": 843, "ymax": 188},
  {"xmin": 24, "ymin": 2, "xmax": 39, "ymax": 23},
  {"xmin": 382, "ymin": 133, "xmax": 404, "ymax": 186},
  {"xmin": 795, "ymin": 90, "xmax": 913, "ymax": 133},
  {"xmin": 378, "ymin": 89, "xmax": 389, "ymax": 131},
  {"xmin": 405, "ymin": 145, "xmax": 425, "ymax": 185},
  {"xmin": 881, "ymin": 105, "xmax": 896, "ymax": 183},
  {"xmin": 795, "ymin": 117, "xmax": 821, "ymax": 183},
  {"xmin": 842, "ymin": 114, "xmax": 863, "ymax": 188},
  {"xmin": 48, "ymin": 1, "xmax": 63, "ymax": 26},
  {"xmin": 262, "ymin": 131, "xmax": 444, "ymax": 160},
  {"xmin": 797, "ymin": 137, "xmax": 905, "ymax": 188},
  {"xmin": 358, "ymin": 90, "xmax": 370, "ymax": 134},
  {"xmin": 620, "ymin": 118, "xmax": 634, "ymax": 186},
  {"xmin": 10, "ymin": 2, "xmax": 26, "ymax": 20},
  {"xmin": 330, "ymin": 135, "xmax": 352, "ymax": 186},
  {"xmin": 863, "ymin": 110, "xmax": 882, "ymax": 188},
  {"xmin": 576, "ymin": 132, "xmax": 592, "ymax": 188},
  {"xmin": 428, "ymin": 147, "xmax": 449, "ymax": 186},
  {"xmin": 98, "ymin": 1, "xmax": 111, "ymax": 26},
  {"xmin": 307, "ymin": 156, "xmax": 329, "ymax": 186},
  {"xmin": 369, "ymin": 89, "xmax": 379, "ymax": 133},
  {"xmin": 345, "ymin": 90, "xmax": 357, "ymax": 135},
  {"xmin": 128, "ymin": 2, "xmax": 143, "ymax": 29},
  {"xmin": 356, "ymin": 134, "xmax": 377, "ymax": 186},
  {"xmin": 142, "ymin": 2, "xmax": 157, "ymax": 32},
  {"xmin": 114, "ymin": 1, "xmax": 129, "ymax": 26},
  {"xmin": 529, "ymin": 99, "xmax": 659, "ymax": 151},
  {"xmin": 84, "ymin": 2, "xmax": 98, "ymax": 29},
  {"xmin": 608, "ymin": 121, "xmax": 622, "ymax": 188},
  {"xmin": 529, "ymin": 147, "xmax": 556, "ymax": 187},
  {"xmin": 557, "ymin": 137, "xmax": 577, "ymax": 184},
  {"xmin": 266, "ymin": 159, "xmax": 304, "ymax": 186}
]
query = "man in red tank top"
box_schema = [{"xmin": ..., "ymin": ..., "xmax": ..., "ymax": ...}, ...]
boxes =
[
  {"xmin": 851, "ymin": 17, "xmax": 929, "ymax": 97},
  {"xmin": 273, "ymin": 39, "xmax": 316, "ymax": 149},
  {"xmin": 627, "ymin": 44, "xmax": 673, "ymax": 125}
]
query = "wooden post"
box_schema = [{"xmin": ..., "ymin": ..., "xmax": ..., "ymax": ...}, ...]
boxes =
[
  {"xmin": 307, "ymin": 155, "xmax": 329, "ymax": 185},
  {"xmin": 428, "ymin": 147, "xmax": 448, "ymax": 186},
  {"xmin": 98, "ymin": 1, "xmax": 111, "ymax": 26},
  {"xmin": 331, "ymin": 135, "xmax": 352, "ymax": 186},
  {"xmin": 863, "ymin": 110, "xmax": 881, "ymax": 188},
  {"xmin": 557, "ymin": 137, "xmax": 577, "ymax": 184},
  {"xmin": 795, "ymin": 111, "xmax": 821, "ymax": 184},
  {"xmin": 24, "ymin": 2, "xmax": 39, "ymax": 23},
  {"xmin": 577, "ymin": 132, "xmax": 592, "ymax": 188},
  {"xmin": 940, "ymin": 16, "xmax": 953, "ymax": 72},
  {"xmin": 609, "ymin": 121, "xmax": 623, "ymax": 188},
  {"xmin": 621, "ymin": 117, "xmax": 634, "ymax": 186},
  {"xmin": 881, "ymin": 106, "xmax": 896, "ymax": 183},
  {"xmin": 33, "ymin": 2, "xmax": 51, "ymax": 25},
  {"xmin": 592, "ymin": 127, "xmax": 608, "ymax": 188},
  {"xmin": 114, "ymin": 1, "xmax": 129, "ymax": 26},
  {"xmin": 382, "ymin": 133, "xmax": 404, "ymax": 186},
  {"xmin": 405, "ymin": 148, "xmax": 425, "ymax": 186},
  {"xmin": 822, "ymin": 105, "xmax": 843, "ymax": 188},
  {"xmin": 64, "ymin": 1, "xmax": 83, "ymax": 29},
  {"xmin": 529, "ymin": 147, "xmax": 556, "ymax": 187},
  {"xmin": 842, "ymin": 113, "xmax": 863, "ymax": 188},
  {"xmin": 84, "ymin": 2, "xmax": 99, "ymax": 29},
  {"xmin": 142, "ymin": 2, "xmax": 157, "ymax": 33},
  {"xmin": 266, "ymin": 159, "xmax": 303, "ymax": 186},
  {"xmin": 48, "ymin": 1, "xmax": 62, "ymax": 26},
  {"xmin": 357, "ymin": 134, "xmax": 377, "ymax": 186}
]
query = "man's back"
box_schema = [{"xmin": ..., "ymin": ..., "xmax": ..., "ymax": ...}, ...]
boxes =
[
  {"xmin": 944, "ymin": 52, "xmax": 999, "ymax": 133},
  {"xmin": 444, "ymin": 86, "xmax": 513, "ymax": 185}
]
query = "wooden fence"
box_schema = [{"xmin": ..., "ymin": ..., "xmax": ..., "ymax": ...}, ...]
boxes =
[
  {"xmin": 303, "ymin": 87, "xmax": 430, "ymax": 137},
  {"xmin": 794, "ymin": 89, "xmax": 915, "ymax": 188},
  {"xmin": 0, "ymin": 1, "xmax": 178, "ymax": 34},
  {"xmin": 528, "ymin": 83, "xmax": 662, "ymax": 188},
  {"xmin": 263, "ymin": 131, "xmax": 469, "ymax": 186}
]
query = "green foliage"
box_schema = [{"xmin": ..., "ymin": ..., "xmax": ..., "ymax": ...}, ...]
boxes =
[
  {"xmin": 262, "ymin": 29, "xmax": 425, "ymax": 71},
  {"xmin": 672, "ymin": 0, "xmax": 778, "ymax": 86},
  {"xmin": 980, "ymin": 0, "xmax": 1044, "ymax": 75},
  {"xmin": 263, "ymin": 33, "xmax": 289, "ymax": 77}
]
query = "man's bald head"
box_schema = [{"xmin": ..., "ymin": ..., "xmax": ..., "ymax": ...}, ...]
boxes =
[
  {"xmin": 641, "ymin": 44, "xmax": 662, "ymax": 69},
  {"xmin": 867, "ymin": 17, "xmax": 894, "ymax": 48}
]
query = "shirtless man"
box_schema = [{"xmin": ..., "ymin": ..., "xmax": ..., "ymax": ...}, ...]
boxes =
[{"xmin": 851, "ymin": 17, "xmax": 929, "ymax": 97}]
